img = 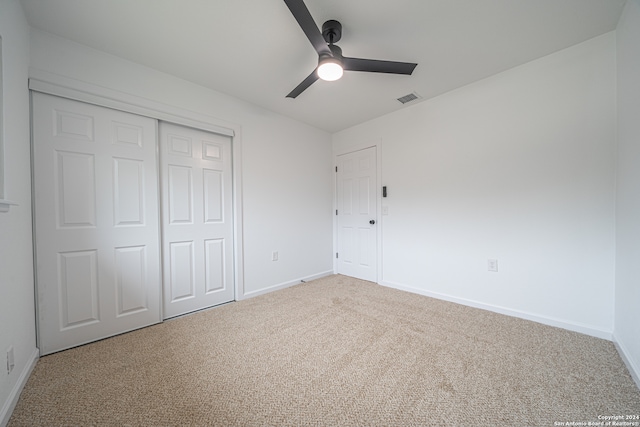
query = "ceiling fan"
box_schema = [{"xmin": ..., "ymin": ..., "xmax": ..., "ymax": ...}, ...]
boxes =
[{"xmin": 283, "ymin": 0, "xmax": 418, "ymax": 98}]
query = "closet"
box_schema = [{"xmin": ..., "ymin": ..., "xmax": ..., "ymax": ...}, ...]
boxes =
[{"xmin": 32, "ymin": 92, "xmax": 236, "ymax": 355}]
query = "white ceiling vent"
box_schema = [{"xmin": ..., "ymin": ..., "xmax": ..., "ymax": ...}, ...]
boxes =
[{"xmin": 397, "ymin": 92, "xmax": 421, "ymax": 105}]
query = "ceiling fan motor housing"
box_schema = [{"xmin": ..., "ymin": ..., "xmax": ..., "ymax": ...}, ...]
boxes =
[{"xmin": 329, "ymin": 44, "xmax": 343, "ymax": 59}]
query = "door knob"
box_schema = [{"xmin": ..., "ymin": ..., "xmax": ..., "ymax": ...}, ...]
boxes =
[{"xmin": 369, "ymin": 220, "xmax": 376, "ymax": 225}]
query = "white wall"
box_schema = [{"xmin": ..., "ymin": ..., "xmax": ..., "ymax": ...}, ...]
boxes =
[
  {"xmin": 333, "ymin": 33, "xmax": 617, "ymax": 338},
  {"xmin": 28, "ymin": 29, "xmax": 334, "ymax": 297},
  {"xmin": 614, "ymin": 0, "xmax": 640, "ymax": 386},
  {"xmin": 0, "ymin": 1, "xmax": 38, "ymax": 425}
]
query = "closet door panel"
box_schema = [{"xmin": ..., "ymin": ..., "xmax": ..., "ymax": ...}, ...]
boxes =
[
  {"xmin": 160, "ymin": 122, "xmax": 234, "ymax": 318},
  {"xmin": 33, "ymin": 93, "xmax": 161, "ymax": 355}
]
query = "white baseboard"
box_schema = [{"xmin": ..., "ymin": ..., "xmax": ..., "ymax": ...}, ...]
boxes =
[
  {"xmin": 379, "ymin": 280, "xmax": 613, "ymax": 341},
  {"xmin": 0, "ymin": 348, "xmax": 39, "ymax": 427},
  {"xmin": 241, "ymin": 270, "xmax": 334, "ymax": 300},
  {"xmin": 613, "ymin": 335, "xmax": 640, "ymax": 390}
]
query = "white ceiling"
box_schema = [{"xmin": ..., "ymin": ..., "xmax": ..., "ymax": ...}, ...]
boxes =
[{"xmin": 20, "ymin": 0, "xmax": 626, "ymax": 133}]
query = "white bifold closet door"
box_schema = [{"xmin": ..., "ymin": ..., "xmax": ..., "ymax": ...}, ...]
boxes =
[
  {"xmin": 32, "ymin": 93, "xmax": 161, "ymax": 355},
  {"xmin": 160, "ymin": 122, "xmax": 234, "ymax": 319}
]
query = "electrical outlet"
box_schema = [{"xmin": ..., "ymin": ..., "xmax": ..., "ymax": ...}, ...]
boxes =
[
  {"xmin": 272, "ymin": 251, "xmax": 279, "ymax": 261},
  {"xmin": 6, "ymin": 346, "xmax": 15, "ymax": 374},
  {"xmin": 488, "ymin": 259, "xmax": 498, "ymax": 272}
]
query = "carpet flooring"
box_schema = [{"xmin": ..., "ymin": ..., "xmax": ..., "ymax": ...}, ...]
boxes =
[{"xmin": 8, "ymin": 275, "xmax": 640, "ymax": 426}]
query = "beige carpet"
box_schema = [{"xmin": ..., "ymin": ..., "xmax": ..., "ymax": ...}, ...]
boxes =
[{"xmin": 9, "ymin": 275, "xmax": 640, "ymax": 426}]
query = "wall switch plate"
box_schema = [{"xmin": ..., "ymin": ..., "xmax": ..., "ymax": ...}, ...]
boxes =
[
  {"xmin": 6, "ymin": 346, "xmax": 14, "ymax": 374},
  {"xmin": 272, "ymin": 251, "xmax": 278, "ymax": 261},
  {"xmin": 488, "ymin": 259, "xmax": 498, "ymax": 272}
]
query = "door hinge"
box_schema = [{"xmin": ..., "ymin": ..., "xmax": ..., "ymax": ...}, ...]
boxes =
[
  {"xmin": 336, "ymin": 252, "xmax": 339, "ymax": 258},
  {"xmin": 335, "ymin": 166, "xmax": 338, "ymax": 172},
  {"xmin": 336, "ymin": 209, "xmax": 338, "ymax": 215}
]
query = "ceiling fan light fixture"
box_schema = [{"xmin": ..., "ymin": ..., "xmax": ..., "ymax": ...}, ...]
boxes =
[
  {"xmin": 284, "ymin": 1, "xmax": 417, "ymax": 98},
  {"xmin": 317, "ymin": 56, "xmax": 343, "ymax": 81}
]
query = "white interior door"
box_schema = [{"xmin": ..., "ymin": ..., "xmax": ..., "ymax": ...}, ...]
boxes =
[
  {"xmin": 32, "ymin": 92, "xmax": 161, "ymax": 355},
  {"xmin": 336, "ymin": 147, "xmax": 378, "ymax": 282},
  {"xmin": 160, "ymin": 122, "xmax": 234, "ymax": 318}
]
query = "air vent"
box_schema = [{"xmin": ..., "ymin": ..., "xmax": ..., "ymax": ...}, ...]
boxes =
[{"xmin": 397, "ymin": 92, "xmax": 421, "ymax": 105}]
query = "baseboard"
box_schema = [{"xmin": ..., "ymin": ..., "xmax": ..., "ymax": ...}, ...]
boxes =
[
  {"xmin": 0, "ymin": 348, "xmax": 39, "ymax": 427},
  {"xmin": 379, "ymin": 280, "xmax": 613, "ymax": 341},
  {"xmin": 241, "ymin": 270, "xmax": 334, "ymax": 299},
  {"xmin": 613, "ymin": 335, "xmax": 640, "ymax": 390}
]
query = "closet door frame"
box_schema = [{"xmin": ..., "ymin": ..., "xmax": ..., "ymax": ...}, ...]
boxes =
[{"xmin": 29, "ymin": 72, "xmax": 246, "ymax": 317}]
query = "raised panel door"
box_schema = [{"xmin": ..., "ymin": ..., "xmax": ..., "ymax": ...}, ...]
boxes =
[
  {"xmin": 160, "ymin": 122, "xmax": 234, "ymax": 318},
  {"xmin": 336, "ymin": 147, "xmax": 377, "ymax": 282},
  {"xmin": 32, "ymin": 92, "xmax": 161, "ymax": 355}
]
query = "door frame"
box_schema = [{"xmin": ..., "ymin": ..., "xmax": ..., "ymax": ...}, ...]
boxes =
[
  {"xmin": 333, "ymin": 139, "xmax": 383, "ymax": 283},
  {"xmin": 29, "ymin": 72, "xmax": 246, "ymax": 315}
]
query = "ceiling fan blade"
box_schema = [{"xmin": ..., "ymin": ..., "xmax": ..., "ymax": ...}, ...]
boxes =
[
  {"xmin": 286, "ymin": 69, "xmax": 319, "ymax": 98},
  {"xmin": 343, "ymin": 57, "xmax": 418, "ymax": 75},
  {"xmin": 283, "ymin": 0, "xmax": 331, "ymax": 56}
]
